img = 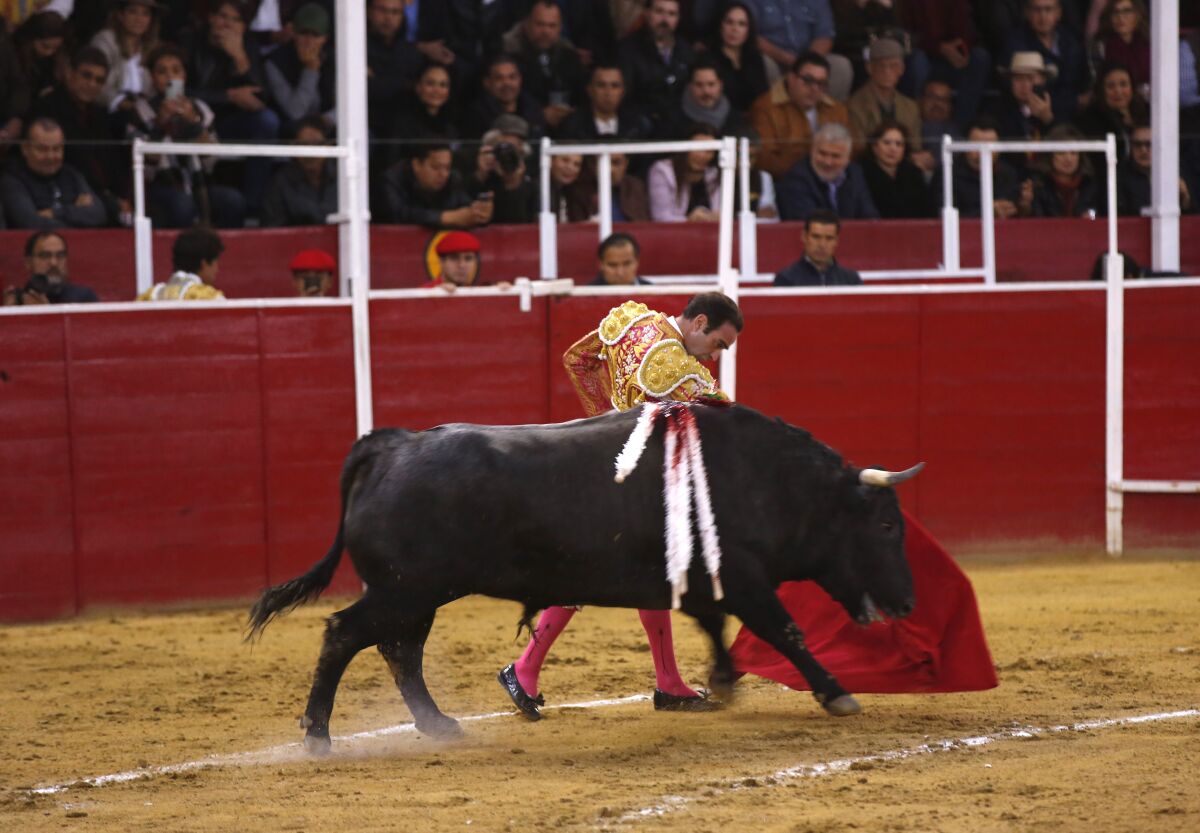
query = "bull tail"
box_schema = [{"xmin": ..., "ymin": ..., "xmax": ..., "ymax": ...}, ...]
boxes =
[{"xmin": 245, "ymin": 435, "xmax": 375, "ymax": 641}]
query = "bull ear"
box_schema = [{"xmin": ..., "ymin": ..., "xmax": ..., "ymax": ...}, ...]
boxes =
[{"xmin": 858, "ymin": 462, "xmax": 925, "ymax": 488}]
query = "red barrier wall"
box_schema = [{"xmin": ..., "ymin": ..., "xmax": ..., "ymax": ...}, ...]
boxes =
[
  {"xmin": 2, "ymin": 217, "xmax": 1196, "ymax": 302},
  {"xmin": 3, "ymin": 286, "xmax": 1198, "ymax": 621}
]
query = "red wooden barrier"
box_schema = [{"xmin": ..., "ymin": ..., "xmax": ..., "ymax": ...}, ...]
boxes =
[
  {"xmin": 2, "ymin": 217, "xmax": 1196, "ymax": 302},
  {"xmin": 2, "ymin": 286, "xmax": 1198, "ymax": 621}
]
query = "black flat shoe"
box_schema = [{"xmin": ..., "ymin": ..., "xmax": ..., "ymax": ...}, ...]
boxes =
[
  {"xmin": 652, "ymin": 689, "xmax": 723, "ymax": 712},
  {"xmin": 497, "ymin": 664, "xmax": 545, "ymax": 721}
]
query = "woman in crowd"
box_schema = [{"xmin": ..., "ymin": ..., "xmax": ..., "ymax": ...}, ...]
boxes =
[
  {"xmin": 387, "ymin": 61, "xmax": 458, "ymax": 165},
  {"xmin": 861, "ymin": 119, "xmax": 935, "ymax": 219},
  {"xmin": 648, "ymin": 124, "xmax": 721, "ymax": 222},
  {"xmin": 15, "ymin": 11, "xmax": 69, "ymax": 100},
  {"xmin": 1029, "ymin": 124, "xmax": 1100, "ymax": 217},
  {"xmin": 90, "ymin": 0, "xmax": 160, "ymax": 109},
  {"xmin": 1091, "ymin": 0, "xmax": 1150, "ymax": 96},
  {"xmin": 548, "ymin": 152, "xmax": 584, "ymax": 222},
  {"xmin": 1074, "ymin": 61, "xmax": 1148, "ymax": 161},
  {"xmin": 703, "ymin": 2, "xmax": 771, "ymax": 113},
  {"xmin": 565, "ymin": 152, "xmax": 650, "ymax": 222}
]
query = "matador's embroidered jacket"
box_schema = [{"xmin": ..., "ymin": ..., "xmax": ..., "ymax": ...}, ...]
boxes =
[{"xmin": 563, "ymin": 300, "xmax": 727, "ymax": 416}]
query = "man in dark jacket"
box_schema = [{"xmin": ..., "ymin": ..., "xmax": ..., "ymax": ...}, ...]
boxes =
[
  {"xmin": 261, "ymin": 116, "xmax": 338, "ymax": 226},
  {"xmin": 655, "ymin": 55, "xmax": 747, "ymax": 140},
  {"xmin": 558, "ymin": 64, "xmax": 649, "ymax": 141},
  {"xmin": 366, "ymin": 0, "xmax": 423, "ymax": 136},
  {"xmin": 503, "ymin": 0, "xmax": 586, "ymax": 134},
  {"xmin": 0, "ymin": 118, "xmax": 108, "ymax": 229},
  {"xmin": 462, "ymin": 54, "xmax": 547, "ymax": 141},
  {"xmin": 30, "ymin": 46, "xmax": 123, "ymax": 219},
  {"xmin": 417, "ymin": 0, "xmax": 519, "ymax": 84},
  {"xmin": 382, "ymin": 142, "xmax": 493, "ymax": 227},
  {"xmin": 617, "ymin": 0, "xmax": 693, "ymax": 133},
  {"xmin": 1, "ymin": 230, "xmax": 100, "ymax": 305},
  {"xmin": 1000, "ymin": 0, "xmax": 1088, "ymax": 121},
  {"xmin": 589, "ymin": 232, "xmax": 652, "ymax": 286},
  {"xmin": 774, "ymin": 210, "xmax": 862, "ymax": 286},
  {"xmin": 776, "ymin": 123, "xmax": 879, "ymax": 221}
]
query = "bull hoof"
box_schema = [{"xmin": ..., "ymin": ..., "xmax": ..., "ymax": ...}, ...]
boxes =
[
  {"xmin": 416, "ymin": 713, "xmax": 463, "ymax": 740},
  {"xmin": 303, "ymin": 731, "xmax": 332, "ymax": 756},
  {"xmin": 653, "ymin": 689, "xmax": 724, "ymax": 712},
  {"xmin": 707, "ymin": 670, "xmax": 738, "ymax": 701},
  {"xmin": 822, "ymin": 694, "xmax": 862, "ymax": 717}
]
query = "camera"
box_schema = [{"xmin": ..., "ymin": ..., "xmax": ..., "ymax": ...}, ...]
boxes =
[{"xmin": 493, "ymin": 141, "xmax": 522, "ymax": 175}]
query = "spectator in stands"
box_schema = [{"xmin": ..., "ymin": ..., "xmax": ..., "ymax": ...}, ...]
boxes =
[
  {"xmin": 745, "ymin": 0, "xmax": 853, "ymax": 100},
  {"xmin": 89, "ymin": 0, "xmax": 159, "ymax": 110},
  {"xmin": 657, "ymin": 54, "xmax": 746, "ymax": 139},
  {"xmin": 939, "ymin": 116, "xmax": 1029, "ymax": 219},
  {"xmin": 979, "ymin": 0, "xmax": 1084, "ymax": 66},
  {"xmin": 557, "ymin": 63, "xmax": 649, "ymax": 141},
  {"xmin": 417, "ymin": 0, "xmax": 518, "ymax": 84},
  {"xmin": 427, "ymin": 230, "xmax": 483, "ymax": 290},
  {"xmin": 591, "ymin": 231, "xmax": 651, "ymax": 285},
  {"xmin": 773, "ymin": 208, "xmax": 861, "ymax": 285},
  {"xmin": 1090, "ymin": 0, "xmax": 1149, "ymax": 97},
  {"xmin": 1, "ymin": 230, "xmax": 100, "ymax": 305},
  {"xmin": 776, "ymin": 121, "xmax": 879, "ymax": 220},
  {"xmin": 848, "ymin": 37, "xmax": 932, "ymax": 172},
  {"xmin": 382, "ymin": 141, "xmax": 491, "ymax": 227},
  {"xmin": 617, "ymin": 0, "xmax": 694, "ymax": 133},
  {"xmin": 463, "ymin": 54, "xmax": 546, "ymax": 141},
  {"xmin": 548, "ymin": 151, "xmax": 584, "ymax": 221},
  {"xmin": 703, "ymin": 1, "xmax": 771, "ymax": 113},
  {"xmin": 552, "ymin": 0, "xmax": 617, "ymax": 67},
  {"xmin": 138, "ymin": 225, "xmax": 226, "ymax": 300},
  {"xmin": 14, "ymin": 12, "xmax": 68, "ymax": 100},
  {"xmin": 466, "ymin": 117, "xmax": 536, "ymax": 225},
  {"xmin": 366, "ymin": 0, "xmax": 423, "ymax": 137},
  {"xmin": 749, "ymin": 51, "xmax": 851, "ymax": 178},
  {"xmin": 116, "ymin": 44, "xmax": 246, "ymax": 228},
  {"xmin": 261, "ymin": 115, "xmax": 337, "ymax": 227},
  {"xmin": 991, "ymin": 51, "xmax": 1060, "ymax": 147},
  {"xmin": 264, "ymin": 2, "xmax": 336, "ymax": 134},
  {"xmin": 0, "ymin": 117, "xmax": 108, "ymax": 229},
  {"xmin": 830, "ymin": 0, "xmax": 902, "ymax": 87},
  {"xmin": 1073, "ymin": 61, "xmax": 1147, "ymax": 162},
  {"xmin": 386, "ymin": 62, "xmax": 458, "ymax": 164},
  {"xmin": 288, "ymin": 248, "xmax": 336, "ymax": 297},
  {"xmin": 566, "ymin": 152, "xmax": 651, "ymax": 222},
  {"xmin": 1002, "ymin": 0, "xmax": 1089, "ymax": 121},
  {"xmin": 184, "ymin": 0, "xmax": 281, "ymax": 215},
  {"xmin": 861, "ymin": 119, "xmax": 935, "ymax": 219},
  {"xmin": 899, "ymin": 0, "xmax": 990, "ymax": 133},
  {"xmin": 0, "ymin": 24, "xmax": 29, "ymax": 148},
  {"xmin": 502, "ymin": 0, "xmax": 586, "ymax": 134},
  {"xmin": 1028, "ymin": 123, "xmax": 1099, "ymax": 217},
  {"xmin": 30, "ymin": 46, "xmax": 124, "ymax": 222},
  {"xmin": 1117, "ymin": 123, "xmax": 1192, "ymax": 217},
  {"xmin": 648, "ymin": 123, "xmax": 721, "ymax": 222},
  {"xmin": 919, "ymin": 77, "xmax": 960, "ymax": 154}
]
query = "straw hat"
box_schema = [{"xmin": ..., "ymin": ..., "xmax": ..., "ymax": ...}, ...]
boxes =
[{"xmin": 1005, "ymin": 51, "xmax": 1059, "ymax": 80}]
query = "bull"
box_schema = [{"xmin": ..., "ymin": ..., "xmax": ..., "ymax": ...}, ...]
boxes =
[{"xmin": 247, "ymin": 403, "xmax": 923, "ymax": 752}]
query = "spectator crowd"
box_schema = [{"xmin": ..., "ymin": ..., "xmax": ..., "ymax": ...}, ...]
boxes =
[{"xmin": 0, "ymin": 0, "xmax": 1198, "ymax": 238}]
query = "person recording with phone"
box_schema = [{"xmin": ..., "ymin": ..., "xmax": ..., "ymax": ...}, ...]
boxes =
[
  {"xmin": 467, "ymin": 115, "xmax": 536, "ymax": 224},
  {"xmin": 2, "ymin": 230, "xmax": 99, "ymax": 306},
  {"xmin": 114, "ymin": 43, "xmax": 246, "ymax": 228},
  {"xmin": 287, "ymin": 249, "xmax": 336, "ymax": 297},
  {"xmin": 989, "ymin": 51, "xmax": 1060, "ymax": 166}
]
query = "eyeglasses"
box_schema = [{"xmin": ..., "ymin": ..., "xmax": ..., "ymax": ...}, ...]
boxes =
[{"xmin": 797, "ymin": 73, "xmax": 829, "ymax": 89}]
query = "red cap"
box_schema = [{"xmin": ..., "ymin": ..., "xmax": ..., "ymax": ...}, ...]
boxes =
[
  {"xmin": 288, "ymin": 249, "xmax": 337, "ymax": 272},
  {"xmin": 435, "ymin": 231, "xmax": 482, "ymax": 256}
]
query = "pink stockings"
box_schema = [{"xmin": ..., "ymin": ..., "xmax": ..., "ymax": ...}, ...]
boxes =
[{"xmin": 512, "ymin": 606, "xmax": 699, "ymax": 698}]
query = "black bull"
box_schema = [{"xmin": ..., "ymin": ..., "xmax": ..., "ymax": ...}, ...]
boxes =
[{"xmin": 248, "ymin": 403, "xmax": 923, "ymax": 750}]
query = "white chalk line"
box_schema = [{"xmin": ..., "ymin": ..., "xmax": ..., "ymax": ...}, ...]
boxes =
[
  {"xmin": 27, "ymin": 693, "xmax": 650, "ymax": 796},
  {"xmin": 604, "ymin": 708, "xmax": 1200, "ymax": 828}
]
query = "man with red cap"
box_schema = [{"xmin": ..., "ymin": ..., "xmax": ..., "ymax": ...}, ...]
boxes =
[
  {"xmin": 289, "ymin": 249, "xmax": 336, "ymax": 297},
  {"xmin": 426, "ymin": 230, "xmax": 483, "ymax": 290}
]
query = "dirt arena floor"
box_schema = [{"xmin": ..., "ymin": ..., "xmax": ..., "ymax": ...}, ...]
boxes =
[{"xmin": 2, "ymin": 555, "xmax": 1198, "ymax": 832}]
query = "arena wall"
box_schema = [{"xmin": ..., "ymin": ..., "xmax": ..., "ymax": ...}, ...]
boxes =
[
  {"xmin": 2, "ymin": 287, "xmax": 1198, "ymax": 622},
  {"xmin": 2, "ymin": 217, "xmax": 1197, "ymax": 301}
]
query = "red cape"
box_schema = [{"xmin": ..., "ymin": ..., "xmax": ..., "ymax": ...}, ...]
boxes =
[{"xmin": 728, "ymin": 512, "xmax": 998, "ymax": 693}]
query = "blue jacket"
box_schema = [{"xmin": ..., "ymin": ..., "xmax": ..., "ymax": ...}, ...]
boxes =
[{"xmin": 774, "ymin": 257, "xmax": 862, "ymax": 287}]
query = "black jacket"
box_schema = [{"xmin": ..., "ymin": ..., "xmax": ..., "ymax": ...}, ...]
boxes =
[
  {"xmin": 774, "ymin": 257, "xmax": 863, "ymax": 287},
  {"xmin": 181, "ymin": 25, "xmax": 271, "ymax": 114},
  {"xmin": 462, "ymin": 91, "xmax": 546, "ymax": 141},
  {"xmin": 366, "ymin": 29, "xmax": 423, "ymax": 135},
  {"xmin": 861, "ymin": 156, "xmax": 936, "ymax": 219},
  {"xmin": 30, "ymin": 85, "xmax": 125, "ymax": 199},
  {"xmin": 0, "ymin": 159, "xmax": 108, "ymax": 229},
  {"xmin": 557, "ymin": 105, "xmax": 650, "ymax": 142},
  {"xmin": 382, "ymin": 160, "xmax": 471, "ymax": 225},
  {"xmin": 616, "ymin": 28, "xmax": 694, "ymax": 128},
  {"xmin": 261, "ymin": 160, "xmax": 339, "ymax": 227},
  {"xmin": 776, "ymin": 159, "xmax": 880, "ymax": 221}
]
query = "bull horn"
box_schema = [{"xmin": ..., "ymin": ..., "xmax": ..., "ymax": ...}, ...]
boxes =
[{"xmin": 859, "ymin": 462, "xmax": 925, "ymax": 487}]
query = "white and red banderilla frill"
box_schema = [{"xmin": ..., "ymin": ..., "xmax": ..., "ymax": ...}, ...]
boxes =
[{"xmin": 614, "ymin": 402, "xmax": 724, "ymax": 609}]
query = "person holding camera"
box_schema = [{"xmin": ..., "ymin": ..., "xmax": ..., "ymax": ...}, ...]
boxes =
[
  {"xmin": 2, "ymin": 230, "xmax": 99, "ymax": 306},
  {"xmin": 467, "ymin": 115, "xmax": 536, "ymax": 225},
  {"xmin": 288, "ymin": 248, "xmax": 336, "ymax": 297},
  {"xmin": 989, "ymin": 51, "xmax": 1059, "ymax": 151},
  {"xmin": 115, "ymin": 43, "xmax": 246, "ymax": 228}
]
